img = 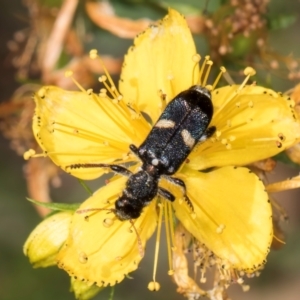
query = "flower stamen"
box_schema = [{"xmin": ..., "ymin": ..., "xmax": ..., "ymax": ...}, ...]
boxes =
[
  {"xmin": 202, "ymin": 60, "xmax": 213, "ymax": 87},
  {"xmin": 237, "ymin": 67, "xmax": 256, "ymax": 93},
  {"xmin": 149, "ymin": 202, "xmax": 163, "ymax": 291},
  {"xmin": 198, "ymin": 55, "xmax": 210, "ymax": 85},
  {"xmin": 23, "ymin": 149, "xmax": 47, "ymax": 160},
  {"xmin": 192, "ymin": 53, "xmax": 201, "ymax": 84},
  {"xmin": 164, "ymin": 201, "xmax": 174, "ymax": 275},
  {"xmin": 64, "ymin": 71, "xmax": 86, "ymax": 93},
  {"xmin": 212, "ymin": 67, "xmax": 227, "ymax": 90},
  {"xmin": 98, "ymin": 75, "xmax": 119, "ymax": 100},
  {"xmin": 90, "ymin": 49, "xmax": 121, "ymax": 98}
]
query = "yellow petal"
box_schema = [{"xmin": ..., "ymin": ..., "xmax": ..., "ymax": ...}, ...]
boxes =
[
  {"xmin": 57, "ymin": 177, "xmax": 157, "ymax": 286},
  {"xmin": 173, "ymin": 167, "xmax": 272, "ymax": 271},
  {"xmin": 24, "ymin": 211, "xmax": 72, "ymax": 268},
  {"xmin": 119, "ymin": 8, "xmax": 198, "ymax": 122},
  {"xmin": 33, "ymin": 86, "xmax": 149, "ymax": 179},
  {"xmin": 189, "ymin": 85, "xmax": 300, "ymax": 170}
]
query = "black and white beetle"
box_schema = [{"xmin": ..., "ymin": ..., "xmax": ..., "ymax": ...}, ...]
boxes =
[{"xmin": 70, "ymin": 85, "xmax": 215, "ymax": 220}]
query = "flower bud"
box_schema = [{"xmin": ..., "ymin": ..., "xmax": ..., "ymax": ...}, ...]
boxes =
[{"xmin": 24, "ymin": 211, "xmax": 72, "ymax": 268}]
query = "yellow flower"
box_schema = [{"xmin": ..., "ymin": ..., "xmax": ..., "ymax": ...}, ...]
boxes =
[{"xmin": 25, "ymin": 8, "xmax": 300, "ymax": 294}]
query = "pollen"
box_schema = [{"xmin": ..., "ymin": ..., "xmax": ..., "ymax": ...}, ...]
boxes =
[
  {"xmin": 216, "ymin": 224, "xmax": 226, "ymax": 234},
  {"xmin": 216, "ymin": 130, "xmax": 222, "ymax": 138},
  {"xmin": 103, "ymin": 218, "xmax": 114, "ymax": 227}
]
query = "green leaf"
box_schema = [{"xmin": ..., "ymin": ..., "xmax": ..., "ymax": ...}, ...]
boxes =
[{"xmin": 27, "ymin": 198, "xmax": 80, "ymax": 212}]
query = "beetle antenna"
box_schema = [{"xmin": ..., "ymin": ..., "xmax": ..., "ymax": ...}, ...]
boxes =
[{"xmin": 76, "ymin": 208, "xmax": 115, "ymax": 214}]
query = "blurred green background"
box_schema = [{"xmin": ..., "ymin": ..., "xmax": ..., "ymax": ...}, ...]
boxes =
[{"xmin": 1, "ymin": 1, "xmax": 300, "ymax": 300}]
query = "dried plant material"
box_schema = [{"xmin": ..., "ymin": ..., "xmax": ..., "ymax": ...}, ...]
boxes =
[
  {"xmin": 251, "ymin": 158, "xmax": 276, "ymax": 172},
  {"xmin": 266, "ymin": 175, "xmax": 300, "ymax": 193},
  {"xmin": 44, "ymin": 55, "xmax": 122, "ymax": 89},
  {"xmin": 25, "ymin": 158, "xmax": 61, "ymax": 217},
  {"xmin": 42, "ymin": 0, "xmax": 79, "ymax": 81},
  {"xmin": 172, "ymin": 224, "xmax": 207, "ymax": 299},
  {"xmin": 290, "ymin": 83, "xmax": 300, "ymax": 113},
  {"xmin": 271, "ymin": 219, "xmax": 286, "ymax": 250},
  {"xmin": 0, "ymin": 86, "xmax": 38, "ymax": 155},
  {"xmin": 186, "ymin": 15, "xmax": 205, "ymax": 34},
  {"xmin": 85, "ymin": 1, "xmax": 152, "ymax": 39},
  {"xmin": 7, "ymin": 0, "xmax": 54, "ymax": 79},
  {"xmin": 0, "ymin": 84, "xmax": 61, "ymax": 217}
]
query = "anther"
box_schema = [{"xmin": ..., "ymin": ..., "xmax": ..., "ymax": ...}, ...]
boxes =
[
  {"xmin": 237, "ymin": 277, "xmax": 244, "ymax": 284},
  {"xmin": 89, "ymin": 49, "xmax": 98, "ymax": 59},
  {"xmin": 148, "ymin": 281, "xmax": 160, "ymax": 291},
  {"xmin": 192, "ymin": 53, "xmax": 201, "ymax": 63},
  {"xmin": 242, "ymin": 285, "xmax": 250, "ymax": 292},
  {"xmin": 237, "ymin": 67, "xmax": 256, "ymax": 93},
  {"xmin": 276, "ymin": 141, "xmax": 282, "ymax": 148},
  {"xmin": 200, "ymin": 277, "xmax": 207, "ymax": 283},
  {"xmin": 244, "ymin": 67, "xmax": 256, "ymax": 76},
  {"xmin": 64, "ymin": 70, "xmax": 73, "ymax": 78},
  {"xmin": 99, "ymin": 88, "xmax": 107, "ymax": 98},
  {"xmin": 23, "ymin": 149, "xmax": 36, "ymax": 160},
  {"xmin": 99, "ymin": 75, "xmax": 107, "ymax": 82}
]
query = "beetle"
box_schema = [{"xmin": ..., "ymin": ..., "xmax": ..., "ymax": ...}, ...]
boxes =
[{"xmin": 70, "ymin": 85, "xmax": 216, "ymax": 220}]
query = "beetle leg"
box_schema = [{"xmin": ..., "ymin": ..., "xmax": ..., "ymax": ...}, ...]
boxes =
[
  {"xmin": 165, "ymin": 176, "xmax": 194, "ymax": 211},
  {"xmin": 158, "ymin": 187, "xmax": 175, "ymax": 202}
]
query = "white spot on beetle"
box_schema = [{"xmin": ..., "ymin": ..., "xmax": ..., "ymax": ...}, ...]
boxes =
[
  {"xmin": 181, "ymin": 129, "xmax": 195, "ymax": 148},
  {"xmin": 155, "ymin": 119, "xmax": 175, "ymax": 128},
  {"xmin": 152, "ymin": 158, "xmax": 159, "ymax": 166}
]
